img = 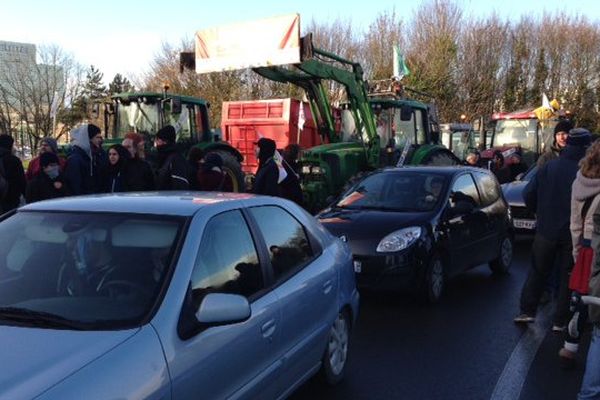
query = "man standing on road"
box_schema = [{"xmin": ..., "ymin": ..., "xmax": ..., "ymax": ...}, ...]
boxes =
[
  {"xmin": 64, "ymin": 124, "xmax": 105, "ymax": 195},
  {"xmin": 515, "ymin": 128, "xmax": 592, "ymax": 330},
  {"xmin": 537, "ymin": 119, "xmax": 573, "ymax": 168},
  {"xmin": 154, "ymin": 125, "xmax": 190, "ymax": 190}
]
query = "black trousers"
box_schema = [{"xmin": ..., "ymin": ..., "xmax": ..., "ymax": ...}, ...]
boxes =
[{"xmin": 520, "ymin": 233, "xmax": 573, "ymax": 325}]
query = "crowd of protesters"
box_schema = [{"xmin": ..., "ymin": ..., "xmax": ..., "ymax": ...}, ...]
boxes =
[{"xmin": 0, "ymin": 123, "xmax": 304, "ymax": 215}]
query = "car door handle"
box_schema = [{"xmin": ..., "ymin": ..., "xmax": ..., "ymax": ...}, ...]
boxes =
[
  {"xmin": 322, "ymin": 279, "xmax": 333, "ymax": 294},
  {"xmin": 261, "ymin": 319, "xmax": 276, "ymax": 342}
]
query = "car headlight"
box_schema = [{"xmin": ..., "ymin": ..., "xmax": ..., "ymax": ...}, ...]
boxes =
[
  {"xmin": 376, "ymin": 226, "xmax": 422, "ymax": 253},
  {"xmin": 311, "ymin": 166, "xmax": 324, "ymax": 174}
]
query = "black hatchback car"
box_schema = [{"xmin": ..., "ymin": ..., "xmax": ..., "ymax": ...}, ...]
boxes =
[{"xmin": 318, "ymin": 166, "xmax": 513, "ymax": 303}]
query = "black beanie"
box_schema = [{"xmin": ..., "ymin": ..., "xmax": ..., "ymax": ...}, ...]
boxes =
[
  {"xmin": 0, "ymin": 134, "xmax": 14, "ymax": 150},
  {"xmin": 554, "ymin": 120, "xmax": 574, "ymax": 135},
  {"xmin": 156, "ymin": 125, "xmax": 176, "ymax": 143},
  {"xmin": 87, "ymin": 124, "xmax": 101, "ymax": 139},
  {"xmin": 257, "ymin": 137, "xmax": 276, "ymax": 163},
  {"xmin": 567, "ymin": 128, "xmax": 592, "ymax": 147},
  {"xmin": 40, "ymin": 151, "xmax": 59, "ymax": 168}
]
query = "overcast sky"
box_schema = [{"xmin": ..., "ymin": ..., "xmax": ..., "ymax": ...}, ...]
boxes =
[{"xmin": 1, "ymin": 0, "xmax": 599, "ymax": 84}]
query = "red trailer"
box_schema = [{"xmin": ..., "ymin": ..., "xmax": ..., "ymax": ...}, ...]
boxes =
[{"xmin": 221, "ymin": 98, "xmax": 324, "ymax": 174}]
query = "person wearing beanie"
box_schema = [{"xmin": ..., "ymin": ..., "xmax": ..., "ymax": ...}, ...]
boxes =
[
  {"xmin": 516, "ymin": 126, "xmax": 591, "ymax": 330},
  {"xmin": 253, "ymin": 138, "xmax": 280, "ymax": 197},
  {"xmin": 196, "ymin": 152, "xmax": 234, "ymax": 192},
  {"xmin": 154, "ymin": 124, "xmax": 190, "ymax": 190},
  {"xmin": 64, "ymin": 124, "xmax": 107, "ymax": 195},
  {"xmin": 122, "ymin": 133, "xmax": 155, "ymax": 191},
  {"xmin": 0, "ymin": 134, "xmax": 26, "ymax": 212},
  {"xmin": 25, "ymin": 137, "xmax": 66, "ymax": 181},
  {"xmin": 25, "ymin": 150, "xmax": 68, "ymax": 204},
  {"xmin": 537, "ymin": 119, "xmax": 574, "ymax": 168}
]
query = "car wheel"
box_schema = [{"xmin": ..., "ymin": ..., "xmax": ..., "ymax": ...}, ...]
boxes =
[
  {"xmin": 422, "ymin": 255, "xmax": 445, "ymax": 304},
  {"xmin": 320, "ymin": 311, "xmax": 350, "ymax": 385},
  {"xmin": 489, "ymin": 236, "xmax": 513, "ymax": 274}
]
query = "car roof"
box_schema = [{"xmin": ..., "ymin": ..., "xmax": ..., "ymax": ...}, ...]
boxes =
[
  {"xmin": 19, "ymin": 192, "xmax": 259, "ymax": 216},
  {"xmin": 379, "ymin": 166, "xmax": 487, "ymax": 177}
]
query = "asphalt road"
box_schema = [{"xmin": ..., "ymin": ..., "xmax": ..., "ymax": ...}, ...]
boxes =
[{"xmin": 290, "ymin": 238, "xmax": 588, "ymax": 400}]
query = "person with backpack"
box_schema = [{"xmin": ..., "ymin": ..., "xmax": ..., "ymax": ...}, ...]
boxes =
[
  {"xmin": 558, "ymin": 140, "xmax": 600, "ymax": 368},
  {"xmin": 0, "ymin": 134, "xmax": 26, "ymax": 213},
  {"xmin": 154, "ymin": 125, "xmax": 190, "ymax": 190}
]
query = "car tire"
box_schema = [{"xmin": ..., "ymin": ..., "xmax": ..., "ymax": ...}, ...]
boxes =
[
  {"xmin": 320, "ymin": 310, "xmax": 350, "ymax": 385},
  {"xmin": 489, "ymin": 235, "xmax": 513, "ymax": 274},
  {"xmin": 421, "ymin": 254, "xmax": 445, "ymax": 304}
]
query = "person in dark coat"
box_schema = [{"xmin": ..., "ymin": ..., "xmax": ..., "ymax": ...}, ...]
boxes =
[
  {"xmin": 105, "ymin": 144, "xmax": 130, "ymax": 193},
  {"xmin": 515, "ymin": 128, "xmax": 592, "ymax": 329},
  {"xmin": 122, "ymin": 133, "xmax": 155, "ymax": 191},
  {"xmin": 187, "ymin": 147, "xmax": 204, "ymax": 191},
  {"xmin": 0, "ymin": 134, "xmax": 26, "ymax": 212},
  {"xmin": 537, "ymin": 119, "xmax": 573, "ymax": 168},
  {"xmin": 283, "ymin": 144, "xmax": 301, "ymax": 176},
  {"xmin": 25, "ymin": 137, "xmax": 66, "ymax": 181},
  {"xmin": 64, "ymin": 124, "xmax": 105, "ymax": 195},
  {"xmin": 197, "ymin": 153, "xmax": 234, "ymax": 192},
  {"xmin": 25, "ymin": 152, "xmax": 69, "ymax": 203},
  {"xmin": 253, "ymin": 138, "xmax": 279, "ymax": 197},
  {"xmin": 490, "ymin": 150, "xmax": 511, "ymax": 184},
  {"xmin": 279, "ymin": 160, "xmax": 303, "ymax": 206},
  {"xmin": 154, "ymin": 125, "xmax": 190, "ymax": 190}
]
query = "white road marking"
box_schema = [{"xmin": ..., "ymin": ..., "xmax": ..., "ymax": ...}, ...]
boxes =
[{"xmin": 490, "ymin": 303, "xmax": 553, "ymax": 400}]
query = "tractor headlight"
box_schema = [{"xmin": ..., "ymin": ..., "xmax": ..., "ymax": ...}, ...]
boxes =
[
  {"xmin": 311, "ymin": 166, "xmax": 325, "ymax": 175},
  {"xmin": 302, "ymin": 165, "xmax": 311, "ymax": 174},
  {"xmin": 376, "ymin": 227, "xmax": 422, "ymax": 253}
]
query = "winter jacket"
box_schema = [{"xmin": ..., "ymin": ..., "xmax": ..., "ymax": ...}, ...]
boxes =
[
  {"xmin": 524, "ymin": 144, "xmax": 587, "ymax": 241},
  {"xmin": 536, "ymin": 145, "xmax": 561, "ymax": 169},
  {"xmin": 64, "ymin": 126, "xmax": 93, "ymax": 195},
  {"xmin": 155, "ymin": 144, "xmax": 190, "ymax": 191},
  {"xmin": 25, "ymin": 172, "xmax": 69, "ymax": 203},
  {"xmin": 570, "ymin": 171, "xmax": 600, "ymax": 261},
  {"xmin": 125, "ymin": 158, "xmax": 155, "ymax": 191},
  {"xmin": 0, "ymin": 147, "xmax": 26, "ymax": 212},
  {"xmin": 253, "ymin": 158, "xmax": 279, "ymax": 197},
  {"xmin": 197, "ymin": 168, "xmax": 234, "ymax": 192},
  {"xmin": 279, "ymin": 162, "xmax": 303, "ymax": 206}
]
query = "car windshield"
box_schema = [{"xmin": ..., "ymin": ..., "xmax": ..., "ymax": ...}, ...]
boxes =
[
  {"xmin": 0, "ymin": 211, "xmax": 185, "ymax": 330},
  {"xmin": 336, "ymin": 171, "xmax": 448, "ymax": 212}
]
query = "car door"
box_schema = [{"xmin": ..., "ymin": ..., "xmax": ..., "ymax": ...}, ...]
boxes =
[
  {"xmin": 247, "ymin": 205, "xmax": 338, "ymax": 394},
  {"xmin": 444, "ymin": 173, "xmax": 487, "ymax": 271},
  {"xmin": 474, "ymin": 170, "xmax": 507, "ymax": 261},
  {"xmin": 169, "ymin": 209, "xmax": 283, "ymax": 400}
]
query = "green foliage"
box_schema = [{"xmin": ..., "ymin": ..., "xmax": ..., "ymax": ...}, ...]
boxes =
[{"xmin": 108, "ymin": 73, "xmax": 134, "ymax": 94}]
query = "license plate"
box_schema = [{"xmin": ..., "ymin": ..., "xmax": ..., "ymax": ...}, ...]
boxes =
[
  {"xmin": 513, "ymin": 218, "xmax": 536, "ymax": 230},
  {"xmin": 353, "ymin": 260, "xmax": 362, "ymax": 273}
]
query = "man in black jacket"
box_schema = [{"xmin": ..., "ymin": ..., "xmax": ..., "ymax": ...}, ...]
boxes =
[
  {"xmin": 0, "ymin": 134, "xmax": 26, "ymax": 212},
  {"xmin": 516, "ymin": 128, "xmax": 592, "ymax": 329},
  {"xmin": 64, "ymin": 124, "xmax": 106, "ymax": 195},
  {"xmin": 154, "ymin": 125, "xmax": 189, "ymax": 190}
]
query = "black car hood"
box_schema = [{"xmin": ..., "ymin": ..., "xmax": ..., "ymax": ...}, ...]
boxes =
[
  {"xmin": 501, "ymin": 180, "xmax": 528, "ymax": 207},
  {"xmin": 318, "ymin": 208, "xmax": 433, "ymax": 255}
]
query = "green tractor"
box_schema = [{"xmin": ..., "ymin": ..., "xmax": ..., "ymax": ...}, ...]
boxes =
[
  {"xmin": 250, "ymin": 42, "xmax": 459, "ymax": 210},
  {"xmin": 93, "ymin": 92, "xmax": 245, "ymax": 192}
]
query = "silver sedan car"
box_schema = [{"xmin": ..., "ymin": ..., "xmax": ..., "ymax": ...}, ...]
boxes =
[{"xmin": 0, "ymin": 192, "xmax": 359, "ymax": 399}]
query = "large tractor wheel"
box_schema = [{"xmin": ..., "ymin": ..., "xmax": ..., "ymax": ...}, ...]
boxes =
[{"xmin": 208, "ymin": 150, "xmax": 245, "ymax": 193}]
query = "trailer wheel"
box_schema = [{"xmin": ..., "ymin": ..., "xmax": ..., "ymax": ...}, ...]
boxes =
[{"xmin": 208, "ymin": 150, "xmax": 245, "ymax": 192}]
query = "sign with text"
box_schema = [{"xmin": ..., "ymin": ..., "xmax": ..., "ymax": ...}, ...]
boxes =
[{"xmin": 195, "ymin": 14, "xmax": 301, "ymax": 74}]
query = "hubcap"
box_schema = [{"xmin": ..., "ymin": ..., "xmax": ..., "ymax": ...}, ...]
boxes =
[
  {"xmin": 328, "ymin": 315, "xmax": 349, "ymax": 375},
  {"xmin": 431, "ymin": 260, "xmax": 444, "ymax": 298},
  {"xmin": 501, "ymin": 238, "xmax": 513, "ymax": 267}
]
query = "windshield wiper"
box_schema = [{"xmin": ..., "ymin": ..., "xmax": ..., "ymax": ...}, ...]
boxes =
[{"xmin": 0, "ymin": 307, "xmax": 84, "ymax": 330}]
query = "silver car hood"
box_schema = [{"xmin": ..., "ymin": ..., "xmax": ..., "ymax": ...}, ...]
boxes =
[{"xmin": 0, "ymin": 325, "xmax": 138, "ymax": 399}]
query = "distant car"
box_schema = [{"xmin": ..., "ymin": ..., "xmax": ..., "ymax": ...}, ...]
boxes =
[
  {"xmin": 318, "ymin": 167, "xmax": 513, "ymax": 303},
  {"xmin": 0, "ymin": 193, "xmax": 359, "ymax": 399},
  {"xmin": 501, "ymin": 165, "xmax": 537, "ymax": 233}
]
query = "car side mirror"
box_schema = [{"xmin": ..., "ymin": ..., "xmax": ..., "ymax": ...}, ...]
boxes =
[
  {"xmin": 195, "ymin": 293, "xmax": 251, "ymax": 325},
  {"xmin": 449, "ymin": 200, "xmax": 475, "ymax": 217}
]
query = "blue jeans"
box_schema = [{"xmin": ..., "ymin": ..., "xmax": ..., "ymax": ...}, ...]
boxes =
[{"xmin": 579, "ymin": 326, "xmax": 600, "ymax": 399}]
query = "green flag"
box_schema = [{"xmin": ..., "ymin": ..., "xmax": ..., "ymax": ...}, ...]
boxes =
[{"xmin": 393, "ymin": 45, "xmax": 410, "ymax": 79}]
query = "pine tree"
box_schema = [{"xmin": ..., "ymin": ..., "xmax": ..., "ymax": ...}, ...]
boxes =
[
  {"xmin": 83, "ymin": 65, "xmax": 107, "ymax": 100},
  {"xmin": 108, "ymin": 73, "xmax": 134, "ymax": 94}
]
